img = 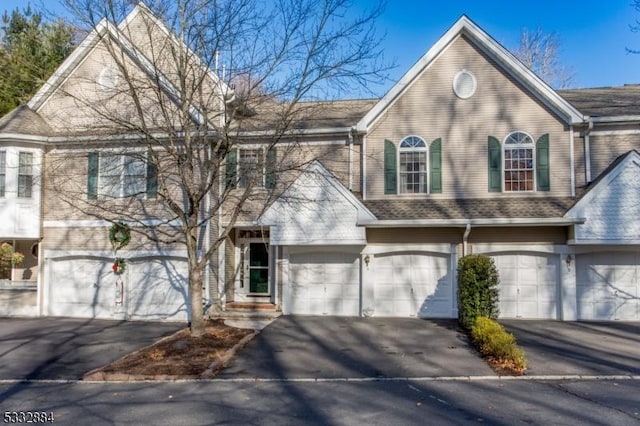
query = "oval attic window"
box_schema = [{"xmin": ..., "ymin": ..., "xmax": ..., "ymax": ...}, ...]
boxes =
[
  {"xmin": 98, "ymin": 67, "xmax": 119, "ymax": 90},
  {"xmin": 453, "ymin": 70, "xmax": 477, "ymax": 99}
]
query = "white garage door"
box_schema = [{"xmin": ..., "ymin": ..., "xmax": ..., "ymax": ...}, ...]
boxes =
[
  {"xmin": 128, "ymin": 258, "xmax": 189, "ymax": 321},
  {"xmin": 49, "ymin": 258, "xmax": 116, "ymax": 319},
  {"xmin": 374, "ymin": 253, "xmax": 453, "ymax": 318},
  {"xmin": 577, "ymin": 252, "xmax": 639, "ymax": 320},
  {"xmin": 287, "ymin": 251, "xmax": 360, "ymax": 316},
  {"xmin": 491, "ymin": 254, "xmax": 559, "ymax": 319},
  {"xmin": 49, "ymin": 257, "xmax": 189, "ymax": 321}
]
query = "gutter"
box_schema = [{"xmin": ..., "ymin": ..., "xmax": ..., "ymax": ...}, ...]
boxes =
[
  {"xmin": 590, "ymin": 115, "xmax": 640, "ymax": 124},
  {"xmin": 358, "ymin": 217, "xmax": 585, "ymax": 228}
]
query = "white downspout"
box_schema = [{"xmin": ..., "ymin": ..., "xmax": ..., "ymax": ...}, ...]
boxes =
[
  {"xmin": 362, "ymin": 134, "xmax": 367, "ymax": 200},
  {"xmin": 462, "ymin": 223, "xmax": 471, "ymax": 256},
  {"xmin": 348, "ymin": 128, "xmax": 354, "ymax": 191},
  {"xmin": 569, "ymin": 125, "xmax": 576, "ymax": 198},
  {"xmin": 584, "ymin": 118, "xmax": 593, "ymax": 183}
]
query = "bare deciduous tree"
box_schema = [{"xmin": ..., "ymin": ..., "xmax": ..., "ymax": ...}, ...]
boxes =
[
  {"xmin": 44, "ymin": 0, "xmax": 388, "ymax": 336},
  {"xmin": 513, "ymin": 27, "xmax": 574, "ymax": 89}
]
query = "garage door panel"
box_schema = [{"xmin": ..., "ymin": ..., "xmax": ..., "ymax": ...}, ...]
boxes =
[
  {"xmin": 492, "ymin": 253, "xmax": 559, "ymax": 319},
  {"xmin": 287, "ymin": 251, "xmax": 360, "ymax": 316},
  {"xmin": 374, "ymin": 252, "xmax": 453, "ymax": 318},
  {"xmin": 576, "ymin": 252, "xmax": 640, "ymax": 320},
  {"xmin": 49, "ymin": 259, "xmax": 115, "ymax": 319},
  {"xmin": 127, "ymin": 259, "xmax": 188, "ymax": 321}
]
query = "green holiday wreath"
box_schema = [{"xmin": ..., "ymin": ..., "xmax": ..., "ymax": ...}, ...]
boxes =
[
  {"xmin": 108, "ymin": 222, "xmax": 131, "ymax": 252},
  {"xmin": 112, "ymin": 257, "xmax": 126, "ymax": 275}
]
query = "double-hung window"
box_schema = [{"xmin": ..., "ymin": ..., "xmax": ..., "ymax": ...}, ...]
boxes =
[
  {"xmin": 238, "ymin": 149, "xmax": 262, "ymax": 189},
  {"xmin": 0, "ymin": 151, "xmax": 5, "ymax": 197},
  {"xmin": 488, "ymin": 132, "xmax": 550, "ymax": 192},
  {"xmin": 225, "ymin": 147, "xmax": 277, "ymax": 190},
  {"xmin": 18, "ymin": 152, "xmax": 33, "ymax": 198},
  {"xmin": 503, "ymin": 132, "xmax": 534, "ymax": 192},
  {"xmin": 399, "ymin": 136, "xmax": 428, "ymax": 194},
  {"xmin": 88, "ymin": 152, "xmax": 155, "ymax": 199},
  {"xmin": 383, "ymin": 137, "xmax": 442, "ymax": 195}
]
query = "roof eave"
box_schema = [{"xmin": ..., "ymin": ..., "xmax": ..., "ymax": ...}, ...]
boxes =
[{"xmin": 359, "ymin": 217, "xmax": 585, "ymax": 227}]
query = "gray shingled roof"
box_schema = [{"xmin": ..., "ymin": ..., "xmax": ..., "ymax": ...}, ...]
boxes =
[
  {"xmin": 0, "ymin": 105, "xmax": 53, "ymax": 137},
  {"xmin": 364, "ymin": 197, "xmax": 576, "ymax": 220},
  {"xmin": 558, "ymin": 85, "xmax": 640, "ymax": 117}
]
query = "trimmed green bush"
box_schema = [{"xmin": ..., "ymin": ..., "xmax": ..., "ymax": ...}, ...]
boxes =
[
  {"xmin": 457, "ymin": 254, "xmax": 499, "ymax": 330},
  {"xmin": 471, "ymin": 317, "xmax": 527, "ymax": 372}
]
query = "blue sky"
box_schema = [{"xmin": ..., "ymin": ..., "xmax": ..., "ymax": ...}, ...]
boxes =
[{"xmin": 3, "ymin": 0, "xmax": 639, "ymax": 91}]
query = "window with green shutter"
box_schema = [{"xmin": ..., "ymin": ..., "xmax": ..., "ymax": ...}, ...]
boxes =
[
  {"xmin": 430, "ymin": 138, "xmax": 442, "ymax": 193},
  {"xmin": 146, "ymin": 150, "xmax": 158, "ymax": 198},
  {"xmin": 265, "ymin": 148, "xmax": 277, "ymax": 189},
  {"xmin": 488, "ymin": 136, "xmax": 501, "ymax": 192},
  {"xmin": 536, "ymin": 134, "xmax": 550, "ymax": 191},
  {"xmin": 225, "ymin": 149, "xmax": 237, "ymax": 189},
  {"xmin": 87, "ymin": 152, "xmax": 99, "ymax": 200},
  {"xmin": 384, "ymin": 139, "xmax": 397, "ymax": 194}
]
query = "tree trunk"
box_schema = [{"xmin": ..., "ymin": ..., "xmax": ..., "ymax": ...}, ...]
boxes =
[{"xmin": 189, "ymin": 261, "xmax": 205, "ymax": 337}]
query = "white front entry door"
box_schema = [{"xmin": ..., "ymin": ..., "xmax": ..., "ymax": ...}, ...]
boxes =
[{"xmin": 236, "ymin": 241, "xmax": 271, "ymax": 301}]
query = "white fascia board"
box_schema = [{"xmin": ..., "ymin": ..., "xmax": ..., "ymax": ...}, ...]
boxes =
[
  {"xmin": 359, "ymin": 217, "xmax": 584, "ymax": 227},
  {"xmin": 234, "ymin": 127, "xmax": 353, "ymax": 138},
  {"xmin": 356, "ymin": 16, "xmax": 583, "ymax": 132},
  {"xmin": 44, "ymin": 248, "xmax": 187, "ymax": 260},
  {"xmin": 568, "ymin": 239, "xmax": 640, "ymax": 246},
  {"xmin": 590, "ymin": 115, "xmax": 640, "ymax": 124},
  {"xmin": 43, "ymin": 219, "xmax": 181, "ymax": 228},
  {"xmin": 0, "ymin": 134, "xmax": 49, "ymax": 144},
  {"xmin": 565, "ymin": 151, "xmax": 640, "ymax": 218},
  {"xmin": 276, "ymin": 239, "xmax": 367, "ymax": 246},
  {"xmin": 28, "ymin": 19, "xmax": 108, "ymax": 111}
]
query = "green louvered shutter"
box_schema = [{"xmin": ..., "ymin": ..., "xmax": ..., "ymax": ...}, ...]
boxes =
[
  {"xmin": 488, "ymin": 136, "xmax": 502, "ymax": 192},
  {"xmin": 536, "ymin": 133, "xmax": 550, "ymax": 191},
  {"xmin": 146, "ymin": 151, "xmax": 158, "ymax": 199},
  {"xmin": 225, "ymin": 149, "xmax": 237, "ymax": 189},
  {"xmin": 430, "ymin": 138, "xmax": 442, "ymax": 193},
  {"xmin": 384, "ymin": 139, "xmax": 397, "ymax": 194},
  {"xmin": 87, "ymin": 152, "xmax": 98, "ymax": 200},
  {"xmin": 265, "ymin": 148, "xmax": 277, "ymax": 189}
]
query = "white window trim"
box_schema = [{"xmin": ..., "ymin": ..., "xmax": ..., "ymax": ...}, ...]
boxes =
[
  {"xmin": 97, "ymin": 150, "xmax": 150, "ymax": 200},
  {"xmin": 237, "ymin": 147, "xmax": 267, "ymax": 189},
  {"xmin": 17, "ymin": 151, "xmax": 34, "ymax": 199},
  {"xmin": 398, "ymin": 135, "xmax": 429, "ymax": 195},
  {"xmin": 502, "ymin": 131, "xmax": 536, "ymax": 193}
]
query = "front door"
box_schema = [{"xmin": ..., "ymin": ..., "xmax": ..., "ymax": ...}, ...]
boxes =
[{"xmin": 246, "ymin": 242, "xmax": 269, "ymax": 294}]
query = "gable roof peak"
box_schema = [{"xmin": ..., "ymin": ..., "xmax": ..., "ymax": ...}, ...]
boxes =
[{"xmin": 356, "ymin": 15, "xmax": 584, "ymax": 132}]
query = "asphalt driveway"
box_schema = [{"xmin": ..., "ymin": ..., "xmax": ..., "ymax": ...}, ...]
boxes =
[
  {"xmin": 0, "ymin": 317, "xmax": 183, "ymax": 380},
  {"xmin": 501, "ymin": 320, "xmax": 640, "ymax": 376},
  {"xmin": 218, "ymin": 316, "xmax": 494, "ymax": 379}
]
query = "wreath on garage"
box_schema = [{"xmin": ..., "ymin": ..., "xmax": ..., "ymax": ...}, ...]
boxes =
[
  {"xmin": 109, "ymin": 222, "xmax": 130, "ymax": 275},
  {"xmin": 109, "ymin": 222, "xmax": 131, "ymax": 252}
]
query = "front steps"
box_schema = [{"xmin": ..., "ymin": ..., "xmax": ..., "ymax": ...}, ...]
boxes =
[{"xmin": 209, "ymin": 302, "xmax": 282, "ymax": 319}]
